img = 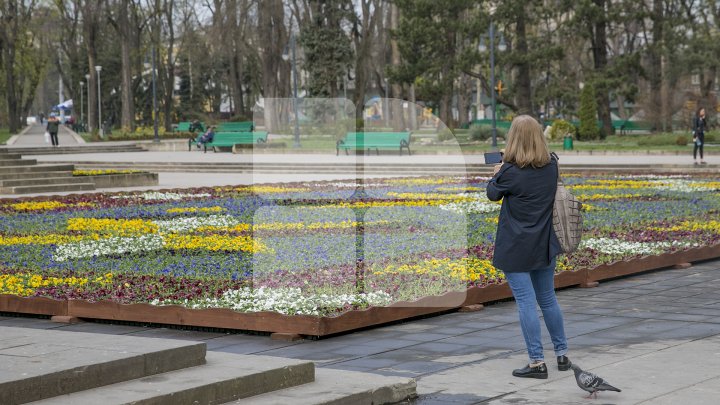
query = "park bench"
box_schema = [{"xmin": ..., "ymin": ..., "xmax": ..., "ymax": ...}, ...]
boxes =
[
  {"xmin": 174, "ymin": 121, "xmax": 205, "ymax": 133},
  {"xmin": 189, "ymin": 131, "xmax": 268, "ymax": 153},
  {"xmin": 467, "ymin": 119, "xmax": 512, "ymax": 130},
  {"xmin": 218, "ymin": 121, "xmax": 254, "ymax": 132},
  {"xmin": 336, "ymin": 132, "xmax": 412, "ymax": 156},
  {"xmin": 619, "ymin": 120, "xmax": 653, "ymax": 134}
]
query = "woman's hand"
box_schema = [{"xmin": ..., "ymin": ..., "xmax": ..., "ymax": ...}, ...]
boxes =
[{"xmin": 493, "ymin": 164, "xmax": 503, "ymax": 176}]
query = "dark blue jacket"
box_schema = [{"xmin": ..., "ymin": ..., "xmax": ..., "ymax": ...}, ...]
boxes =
[
  {"xmin": 693, "ymin": 116, "xmax": 706, "ymax": 141},
  {"xmin": 486, "ymin": 157, "xmax": 561, "ymax": 273}
]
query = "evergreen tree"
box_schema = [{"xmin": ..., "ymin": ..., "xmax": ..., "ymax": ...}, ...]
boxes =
[
  {"xmin": 299, "ymin": 0, "xmax": 355, "ymax": 98},
  {"xmin": 578, "ymin": 82, "xmax": 599, "ymax": 140}
]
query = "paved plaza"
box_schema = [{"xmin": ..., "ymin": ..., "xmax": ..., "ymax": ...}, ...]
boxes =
[
  {"xmin": 3, "ymin": 259, "xmax": 720, "ymax": 404},
  {"xmin": 3, "ymin": 127, "xmax": 720, "ymax": 403}
]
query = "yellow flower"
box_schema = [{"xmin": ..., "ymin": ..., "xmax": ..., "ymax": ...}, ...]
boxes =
[
  {"xmin": 233, "ymin": 185, "xmax": 310, "ymax": 193},
  {"xmin": 372, "ymin": 257, "xmax": 505, "ymax": 283},
  {"xmin": 166, "ymin": 206, "xmax": 225, "ymax": 214},
  {"xmin": 162, "ymin": 234, "xmax": 271, "ymax": 253},
  {"xmin": 73, "ymin": 169, "xmax": 141, "ymax": 176},
  {"xmin": 386, "ymin": 192, "xmax": 476, "ymax": 201},
  {"xmin": 0, "ymin": 273, "xmax": 93, "ymax": 296},
  {"xmin": 7, "ymin": 201, "xmax": 69, "ymax": 211},
  {"xmin": 0, "ymin": 234, "xmax": 87, "ymax": 246},
  {"xmin": 386, "ymin": 178, "xmax": 453, "ymax": 185},
  {"xmin": 67, "ymin": 218, "xmax": 158, "ymax": 236}
]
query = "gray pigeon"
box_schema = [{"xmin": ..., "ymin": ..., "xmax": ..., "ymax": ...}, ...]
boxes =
[{"xmin": 571, "ymin": 364, "xmax": 621, "ymax": 399}]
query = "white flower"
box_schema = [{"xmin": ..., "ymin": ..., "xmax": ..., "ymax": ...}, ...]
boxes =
[
  {"xmin": 111, "ymin": 192, "xmax": 211, "ymax": 201},
  {"xmin": 151, "ymin": 287, "xmax": 393, "ymax": 316},
  {"xmin": 153, "ymin": 215, "xmax": 241, "ymax": 233},
  {"xmin": 54, "ymin": 235, "xmax": 164, "ymax": 261},
  {"xmin": 581, "ymin": 237, "xmax": 696, "ymax": 256}
]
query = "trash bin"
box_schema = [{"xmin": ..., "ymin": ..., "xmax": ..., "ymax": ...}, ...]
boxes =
[{"xmin": 563, "ymin": 134, "xmax": 573, "ymax": 150}]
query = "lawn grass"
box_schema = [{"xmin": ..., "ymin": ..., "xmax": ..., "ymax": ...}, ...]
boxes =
[
  {"xmin": 75, "ymin": 129, "xmax": 719, "ymax": 154},
  {"xmin": 0, "ymin": 128, "xmax": 11, "ymax": 145}
]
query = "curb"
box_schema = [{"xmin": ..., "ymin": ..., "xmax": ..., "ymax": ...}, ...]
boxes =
[
  {"xmin": 5, "ymin": 125, "xmax": 31, "ymax": 145},
  {"xmin": 64, "ymin": 125, "xmax": 87, "ymax": 144}
]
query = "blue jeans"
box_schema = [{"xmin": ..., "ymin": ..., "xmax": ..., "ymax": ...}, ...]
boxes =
[{"xmin": 504, "ymin": 258, "xmax": 568, "ymax": 363}]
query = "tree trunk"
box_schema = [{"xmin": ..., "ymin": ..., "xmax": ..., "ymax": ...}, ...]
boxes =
[
  {"xmin": 258, "ymin": 0, "xmax": 287, "ymax": 133},
  {"xmin": 389, "ymin": 3, "xmax": 404, "ymax": 130},
  {"xmin": 591, "ymin": 0, "xmax": 612, "ymax": 137},
  {"xmin": 118, "ymin": 0, "xmax": 135, "ymax": 131},
  {"xmin": 457, "ymin": 76, "xmax": 470, "ymax": 128},
  {"xmin": 162, "ymin": 0, "xmax": 176, "ymax": 132},
  {"xmin": 83, "ymin": 1, "xmax": 101, "ymax": 133},
  {"xmin": 514, "ymin": 7, "xmax": 533, "ymax": 116},
  {"xmin": 2, "ymin": 0, "xmax": 21, "ymax": 133},
  {"xmin": 648, "ymin": 0, "xmax": 664, "ymax": 132}
]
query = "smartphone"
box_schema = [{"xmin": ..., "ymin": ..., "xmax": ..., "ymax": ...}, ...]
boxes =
[{"xmin": 484, "ymin": 152, "xmax": 503, "ymax": 165}]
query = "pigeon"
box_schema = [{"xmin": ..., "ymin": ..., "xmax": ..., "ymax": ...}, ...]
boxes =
[{"xmin": 571, "ymin": 364, "xmax": 621, "ymax": 399}]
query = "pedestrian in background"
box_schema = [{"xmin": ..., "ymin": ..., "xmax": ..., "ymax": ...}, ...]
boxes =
[
  {"xmin": 46, "ymin": 116, "xmax": 60, "ymax": 147},
  {"xmin": 693, "ymin": 107, "xmax": 707, "ymax": 165},
  {"xmin": 486, "ymin": 115, "xmax": 571, "ymax": 380}
]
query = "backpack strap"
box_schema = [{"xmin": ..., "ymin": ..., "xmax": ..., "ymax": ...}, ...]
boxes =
[{"xmin": 551, "ymin": 152, "xmax": 563, "ymax": 185}]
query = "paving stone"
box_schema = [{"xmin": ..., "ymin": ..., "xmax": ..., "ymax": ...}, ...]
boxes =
[{"xmin": 127, "ymin": 327, "xmax": 227, "ymax": 341}]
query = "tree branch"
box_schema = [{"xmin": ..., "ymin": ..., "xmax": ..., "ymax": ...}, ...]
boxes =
[{"xmin": 462, "ymin": 70, "xmax": 518, "ymax": 111}]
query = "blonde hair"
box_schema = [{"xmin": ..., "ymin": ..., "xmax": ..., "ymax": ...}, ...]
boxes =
[{"xmin": 503, "ymin": 115, "xmax": 550, "ymax": 168}]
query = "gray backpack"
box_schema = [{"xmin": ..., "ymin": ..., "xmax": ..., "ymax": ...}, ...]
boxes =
[{"xmin": 551, "ymin": 154, "xmax": 583, "ymax": 253}]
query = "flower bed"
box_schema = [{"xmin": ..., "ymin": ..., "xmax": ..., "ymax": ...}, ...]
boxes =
[{"xmin": 1, "ymin": 173, "xmax": 719, "ymax": 335}]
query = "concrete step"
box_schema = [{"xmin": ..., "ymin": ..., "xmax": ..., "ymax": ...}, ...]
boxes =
[
  {"xmin": 30, "ymin": 352, "xmax": 315, "ymax": 405},
  {"xmin": 0, "ymin": 153, "xmax": 21, "ymax": 160},
  {"xmin": 0, "ymin": 326, "xmax": 206, "ymax": 404},
  {"xmin": 0, "ymin": 176, "xmax": 93, "ymax": 187},
  {"xmin": 0, "ymin": 158, "xmax": 36, "ymax": 166},
  {"xmin": 1, "ymin": 164, "xmax": 75, "ymax": 173},
  {"xmin": 0, "ymin": 182, "xmax": 95, "ymax": 194},
  {"xmin": 5, "ymin": 146, "xmax": 145, "ymax": 155},
  {"xmin": 234, "ymin": 368, "xmax": 416, "ymax": 405},
  {"xmin": 0, "ymin": 171, "xmax": 73, "ymax": 181}
]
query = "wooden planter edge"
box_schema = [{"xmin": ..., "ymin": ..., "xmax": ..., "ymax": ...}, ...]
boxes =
[{"xmin": 1, "ymin": 243, "xmax": 719, "ymax": 336}]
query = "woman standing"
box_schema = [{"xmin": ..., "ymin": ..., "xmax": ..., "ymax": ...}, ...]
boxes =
[
  {"xmin": 46, "ymin": 116, "xmax": 60, "ymax": 147},
  {"xmin": 486, "ymin": 115, "xmax": 570, "ymax": 379},
  {"xmin": 693, "ymin": 107, "xmax": 707, "ymax": 165}
]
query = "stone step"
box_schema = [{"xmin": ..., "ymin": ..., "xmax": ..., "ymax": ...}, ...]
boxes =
[
  {"xmin": 30, "ymin": 352, "xmax": 315, "ymax": 405},
  {"xmin": 0, "ymin": 158, "xmax": 36, "ymax": 166},
  {"xmin": 0, "ymin": 176, "xmax": 92, "ymax": 187},
  {"xmin": 234, "ymin": 368, "xmax": 417, "ymax": 405},
  {"xmin": 1, "ymin": 164, "xmax": 75, "ymax": 173},
  {"xmin": 5, "ymin": 146, "xmax": 145, "ymax": 155},
  {"xmin": 0, "ymin": 182, "xmax": 95, "ymax": 194},
  {"xmin": 0, "ymin": 326, "xmax": 206, "ymax": 404},
  {"xmin": 0, "ymin": 171, "xmax": 73, "ymax": 181},
  {"xmin": 0, "ymin": 153, "xmax": 21, "ymax": 160}
]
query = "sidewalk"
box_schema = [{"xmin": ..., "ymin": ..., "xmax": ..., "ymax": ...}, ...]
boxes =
[
  {"xmin": 27, "ymin": 150, "xmax": 718, "ymax": 166},
  {"xmin": 10, "ymin": 123, "xmax": 83, "ymax": 146},
  {"xmin": 3, "ymin": 259, "xmax": 720, "ymax": 404}
]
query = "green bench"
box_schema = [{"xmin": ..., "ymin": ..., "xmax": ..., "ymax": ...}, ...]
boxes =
[
  {"xmin": 619, "ymin": 120, "xmax": 653, "ymax": 134},
  {"xmin": 336, "ymin": 132, "xmax": 412, "ymax": 156},
  {"xmin": 175, "ymin": 121, "xmax": 205, "ymax": 133},
  {"xmin": 218, "ymin": 121, "xmax": 254, "ymax": 132},
  {"xmin": 467, "ymin": 119, "xmax": 512, "ymax": 130},
  {"xmin": 189, "ymin": 131, "xmax": 268, "ymax": 153}
]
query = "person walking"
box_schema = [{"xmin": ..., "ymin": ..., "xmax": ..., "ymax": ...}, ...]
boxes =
[
  {"xmin": 46, "ymin": 116, "xmax": 60, "ymax": 147},
  {"xmin": 486, "ymin": 115, "xmax": 570, "ymax": 379},
  {"xmin": 693, "ymin": 107, "xmax": 707, "ymax": 165}
]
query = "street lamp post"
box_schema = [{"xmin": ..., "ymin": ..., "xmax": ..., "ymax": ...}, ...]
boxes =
[
  {"xmin": 152, "ymin": 48, "xmax": 159, "ymax": 143},
  {"xmin": 384, "ymin": 78, "xmax": 389, "ymax": 127},
  {"xmin": 85, "ymin": 74, "xmax": 90, "ymax": 131},
  {"xmin": 79, "ymin": 81, "xmax": 84, "ymax": 127},
  {"xmin": 282, "ymin": 34, "xmax": 301, "ymax": 148},
  {"xmin": 479, "ymin": 21, "xmax": 506, "ymax": 149},
  {"xmin": 95, "ymin": 65, "xmax": 103, "ymax": 138}
]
